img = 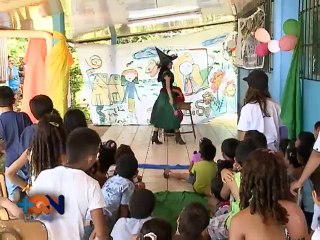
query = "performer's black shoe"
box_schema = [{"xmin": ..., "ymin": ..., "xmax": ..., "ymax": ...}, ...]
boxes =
[
  {"xmin": 151, "ymin": 131, "xmax": 162, "ymax": 144},
  {"xmin": 175, "ymin": 131, "xmax": 186, "ymax": 145}
]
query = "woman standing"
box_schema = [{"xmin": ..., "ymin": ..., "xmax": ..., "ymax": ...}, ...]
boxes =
[
  {"xmin": 150, "ymin": 47, "xmax": 185, "ymax": 145},
  {"xmin": 237, "ymin": 70, "xmax": 281, "ymax": 151}
]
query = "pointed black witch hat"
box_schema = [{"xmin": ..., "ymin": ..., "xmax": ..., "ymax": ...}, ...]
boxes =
[{"xmin": 155, "ymin": 47, "xmax": 178, "ymax": 66}]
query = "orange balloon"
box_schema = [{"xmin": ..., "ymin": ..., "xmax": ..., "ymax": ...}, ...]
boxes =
[
  {"xmin": 279, "ymin": 35, "xmax": 297, "ymax": 51},
  {"xmin": 255, "ymin": 28, "xmax": 271, "ymax": 43}
]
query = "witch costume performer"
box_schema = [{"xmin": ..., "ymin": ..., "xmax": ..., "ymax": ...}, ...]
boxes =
[{"xmin": 150, "ymin": 47, "xmax": 185, "ymax": 145}]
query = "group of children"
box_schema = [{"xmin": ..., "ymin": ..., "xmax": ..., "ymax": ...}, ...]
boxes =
[
  {"xmin": 0, "ymin": 85, "xmax": 214, "ymax": 240},
  {"xmin": 164, "ymin": 128, "xmax": 319, "ymax": 240}
]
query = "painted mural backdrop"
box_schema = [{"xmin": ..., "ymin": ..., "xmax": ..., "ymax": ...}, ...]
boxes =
[{"xmin": 77, "ymin": 27, "xmax": 237, "ymax": 125}]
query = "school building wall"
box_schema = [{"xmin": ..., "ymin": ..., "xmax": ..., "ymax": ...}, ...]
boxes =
[{"xmin": 237, "ymin": 0, "xmax": 320, "ymax": 133}]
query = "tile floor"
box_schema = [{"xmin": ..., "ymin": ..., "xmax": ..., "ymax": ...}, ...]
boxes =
[{"xmin": 100, "ymin": 113, "xmax": 237, "ymax": 193}]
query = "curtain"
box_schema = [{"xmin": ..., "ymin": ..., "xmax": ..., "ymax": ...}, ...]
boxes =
[{"xmin": 280, "ymin": 16, "xmax": 302, "ymax": 138}]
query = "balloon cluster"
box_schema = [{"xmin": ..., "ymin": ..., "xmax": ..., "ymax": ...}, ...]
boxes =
[{"xmin": 255, "ymin": 19, "xmax": 299, "ymax": 57}]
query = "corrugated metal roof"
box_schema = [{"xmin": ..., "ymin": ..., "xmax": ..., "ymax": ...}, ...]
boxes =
[{"xmin": 0, "ymin": 0, "xmax": 262, "ymax": 41}]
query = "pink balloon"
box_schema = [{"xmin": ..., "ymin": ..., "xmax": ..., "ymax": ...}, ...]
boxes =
[
  {"xmin": 255, "ymin": 43, "xmax": 269, "ymax": 57},
  {"xmin": 268, "ymin": 40, "xmax": 280, "ymax": 53},
  {"xmin": 255, "ymin": 28, "xmax": 271, "ymax": 43},
  {"xmin": 279, "ymin": 35, "xmax": 298, "ymax": 51}
]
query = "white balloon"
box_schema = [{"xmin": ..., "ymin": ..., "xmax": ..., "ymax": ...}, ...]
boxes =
[{"xmin": 268, "ymin": 40, "xmax": 280, "ymax": 53}]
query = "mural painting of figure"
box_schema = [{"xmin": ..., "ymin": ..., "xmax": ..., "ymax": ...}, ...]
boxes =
[
  {"xmin": 174, "ymin": 53, "xmax": 203, "ymax": 96},
  {"xmin": 108, "ymin": 74, "xmax": 124, "ymax": 106},
  {"xmin": 91, "ymin": 73, "xmax": 109, "ymax": 124},
  {"xmin": 121, "ymin": 69, "xmax": 141, "ymax": 123},
  {"xmin": 224, "ymin": 80, "xmax": 237, "ymax": 113},
  {"xmin": 145, "ymin": 59, "xmax": 159, "ymax": 78},
  {"xmin": 85, "ymin": 55, "xmax": 108, "ymax": 124},
  {"xmin": 210, "ymin": 70, "xmax": 225, "ymax": 102}
]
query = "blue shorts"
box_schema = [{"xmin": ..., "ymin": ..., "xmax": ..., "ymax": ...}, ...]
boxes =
[
  {"xmin": 188, "ymin": 174, "xmax": 195, "ymax": 184},
  {"xmin": 5, "ymin": 167, "xmax": 28, "ymax": 201}
]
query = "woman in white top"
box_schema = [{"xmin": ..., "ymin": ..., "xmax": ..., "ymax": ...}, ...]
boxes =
[
  {"xmin": 6, "ymin": 113, "xmax": 66, "ymax": 193},
  {"xmin": 238, "ymin": 70, "xmax": 281, "ymax": 151}
]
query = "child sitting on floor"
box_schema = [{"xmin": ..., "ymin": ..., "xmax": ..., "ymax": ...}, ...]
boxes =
[
  {"xmin": 229, "ymin": 149, "xmax": 308, "ymax": 240},
  {"xmin": 19, "ymin": 95, "xmax": 54, "ymax": 153},
  {"xmin": 63, "ymin": 108, "xmax": 88, "ymax": 135},
  {"xmin": 216, "ymin": 138, "xmax": 239, "ymax": 178},
  {"xmin": 28, "ymin": 128, "xmax": 108, "ymax": 240},
  {"xmin": 164, "ymin": 141, "xmax": 217, "ymax": 196},
  {"xmin": 102, "ymin": 154, "xmax": 138, "ymax": 228},
  {"xmin": 208, "ymin": 178, "xmax": 229, "ymax": 220},
  {"xmin": 174, "ymin": 202, "xmax": 210, "ymax": 240},
  {"xmin": 295, "ymin": 131, "xmax": 315, "ymax": 151},
  {"xmin": 114, "ymin": 144, "xmax": 144, "ymax": 189},
  {"xmin": 111, "ymin": 189, "xmax": 155, "ymax": 240},
  {"xmin": 138, "ymin": 218, "xmax": 173, "ymax": 240},
  {"xmin": 208, "ymin": 138, "xmax": 240, "ymax": 219},
  {"xmin": 279, "ymin": 138, "xmax": 290, "ymax": 158},
  {"xmin": 208, "ymin": 139, "xmax": 259, "ymax": 240},
  {"xmin": 190, "ymin": 138, "xmax": 213, "ymax": 172},
  {"xmin": 243, "ymin": 130, "xmax": 268, "ymax": 149},
  {"xmin": 87, "ymin": 140, "xmax": 117, "ymax": 187}
]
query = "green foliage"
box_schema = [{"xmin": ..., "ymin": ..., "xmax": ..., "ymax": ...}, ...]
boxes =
[
  {"xmin": 68, "ymin": 45, "xmax": 91, "ymax": 120},
  {"xmin": 7, "ymin": 38, "xmax": 28, "ymax": 61},
  {"xmin": 69, "ymin": 46, "xmax": 82, "ymax": 107}
]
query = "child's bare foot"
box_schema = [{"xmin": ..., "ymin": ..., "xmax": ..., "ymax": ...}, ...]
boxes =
[
  {"xmin": 137, "ymin": 175, "xmax": 143, "ymax": 182},
  {"xmin": 163, "ymin": 169, "xmax": 171, "ymax": 179}
]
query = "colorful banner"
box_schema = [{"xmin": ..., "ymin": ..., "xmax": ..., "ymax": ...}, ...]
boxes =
[{"xmin": 77, "ymin": 25, "xmax": 238, "ymax": 125}]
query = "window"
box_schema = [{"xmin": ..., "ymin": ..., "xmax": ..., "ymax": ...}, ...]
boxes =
[
  {"xmin": 300, "ymin": 0, "xmax": 320, "ymax": 80},
  {"xmin": 263, "ymin": 0, "xmax": 274, "ymax": 73}
]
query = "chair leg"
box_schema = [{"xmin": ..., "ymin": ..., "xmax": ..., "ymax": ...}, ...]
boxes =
[{"xmin": 189, "ymin": 110, "xmax": 196, "ymax": 140}]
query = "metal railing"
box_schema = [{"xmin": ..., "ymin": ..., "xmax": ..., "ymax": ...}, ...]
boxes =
[{"xmin": 300, "ymin": 0, "xmax": 320, "ymax": 81}]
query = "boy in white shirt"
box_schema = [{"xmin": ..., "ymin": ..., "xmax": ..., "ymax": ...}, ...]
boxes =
[
  {"xmin": 29, "ymin": 127, "xmax": 108, "ymax": 240},
  {"xmin": 111, "ymin": 189, "xmax": 155, "ymax": 240},
  {"xmin": 238, "ymin": 70, "xmax": 281, "ymax": 151}
]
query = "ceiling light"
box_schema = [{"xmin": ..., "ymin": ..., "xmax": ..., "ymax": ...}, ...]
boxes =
[
  {"xmin": 128, "ymin": 5, "xmax": 200, "ymax": 20},
  {"xmin": 128, "ymin": 12, "xmax": 202, "ymax": 27}
]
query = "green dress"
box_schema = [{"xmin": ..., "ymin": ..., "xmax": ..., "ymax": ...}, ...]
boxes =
[{"xmin": 150, "ymin": 68, "xmax": 180, "ymax": 130}]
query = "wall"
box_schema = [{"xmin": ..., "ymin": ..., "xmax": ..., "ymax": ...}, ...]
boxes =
[
  {"xmin": 237, "ymin": 0, "xmax": 298, "ymax": 111},
  {"xmin": 273, "ymin": 0, "xmax": 320, "ymax": 132},
  {"xmin": 238, "ymin": 0, "xmax": 320, "ymax": 133},
  {"xmin": 303, "ymin": 81, "xmax": 320, "ymax": 131},
  {"xmin": 271, "ymin": 0, "xmax": 298, "ymax": 103},
  {"xmin": 77, "ymin": 27, "xmax": 238, "ymax": 125}
]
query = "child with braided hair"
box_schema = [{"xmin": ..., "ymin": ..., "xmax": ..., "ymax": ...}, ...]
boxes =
[
  {"xmin": 229, "ymin": 149, "xmax": 308, "ymax": 240},
  {"xmin": 6, "ymin": 113, "xmax": 66, "ymax": 194}
]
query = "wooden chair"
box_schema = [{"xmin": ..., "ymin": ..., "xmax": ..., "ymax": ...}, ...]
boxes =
[
  {"xmin": 0, "ymin": 219, "xmax": 48, "ymax": 240},
  {"xmin": 0, "ymin": 174, "xmax": 11, "ymax": 220},
  {"xmin": 163, "ymin": 102, "xmax": 196, "ymax": 141},
  {"xmin": 0, "ymin": 173, "xmax": 8, "ymax": 198}
]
